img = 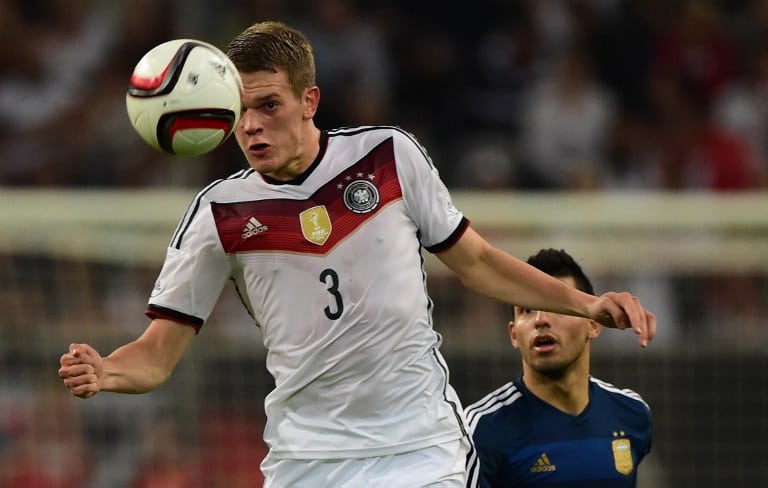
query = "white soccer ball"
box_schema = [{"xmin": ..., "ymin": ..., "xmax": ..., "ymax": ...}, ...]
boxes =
[{"xmin": 126, "ymin": 39, "xmax": 243, "ymax": 157}]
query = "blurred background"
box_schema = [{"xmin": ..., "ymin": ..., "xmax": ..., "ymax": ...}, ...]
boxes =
[{"xmin": 1, "ymin": 0, "xmax": 767, "ymax": 486}]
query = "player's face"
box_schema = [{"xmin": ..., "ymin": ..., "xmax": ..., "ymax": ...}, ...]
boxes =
[
  {"xmin": 510, "ymin": 276, "xmax": 601, "ymax": 378},
  {"xmin": 235, "ymin": 70, "xmax": 319, "ymax": 181}
]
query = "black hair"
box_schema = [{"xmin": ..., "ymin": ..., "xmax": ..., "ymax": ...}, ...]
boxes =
[{"xmin": 526, "ymin": 248, "xmax": 594, "ymax": 295}]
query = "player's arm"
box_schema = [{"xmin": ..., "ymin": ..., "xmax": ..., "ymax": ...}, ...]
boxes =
[
  {"xmin": 59, "ymin": 318, "xmax": 196, "ymax": 398},
  {"xmin": 436, "ymin": 227, "xmax": 655, "ymax": 347}
]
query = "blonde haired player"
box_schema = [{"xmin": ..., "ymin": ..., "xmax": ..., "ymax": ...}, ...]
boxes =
[{"xmin": 59, "ymin": 21, "xmax": 656, "ymax": 487}]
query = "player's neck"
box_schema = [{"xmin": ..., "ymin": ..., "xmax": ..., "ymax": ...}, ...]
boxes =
[
  {"xmin": 296, "ymin": 124, "xmax": 322, "ymax": 172},
  {"xmin": 522, "ymin": 365, "xmax": 590, "ymax": 416},
  {"xmin": 275, "ymin": 125, "xmax": 322, "ymax": 181},
  {"xmin": 303, "ymin": 124, "xmax": 322, "ymax": 161}
]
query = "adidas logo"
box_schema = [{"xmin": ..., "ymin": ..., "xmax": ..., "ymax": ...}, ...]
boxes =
[
  {"xmin": 530, "ymin": 453, "xmax": 557, "ymax": 473},
  {"xmin": 242, "ymin": 216, "xmax": 268, "ymax": 239}
]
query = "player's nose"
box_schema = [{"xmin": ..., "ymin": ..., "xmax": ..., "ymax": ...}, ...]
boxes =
[
  {"xmin": 533, "ymin": 311, "xmax": 551, "ymax": 328},
  {"xmin": 240, "ymin": 109, "xmax": 262, "ymax": 135}
]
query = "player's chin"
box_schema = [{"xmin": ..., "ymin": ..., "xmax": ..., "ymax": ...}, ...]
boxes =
[
  {"xmin": 530, "ymin": 358, "xmax": 568, "ymax": 375},
  {"xmin": 245, "ymin": 155, "xmax": 277, "ymax": 173}
]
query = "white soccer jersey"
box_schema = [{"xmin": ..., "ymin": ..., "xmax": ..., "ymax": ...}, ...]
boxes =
[{"xmin": 147, "ymin": 126, "xmax": 470, "ymax": 459}]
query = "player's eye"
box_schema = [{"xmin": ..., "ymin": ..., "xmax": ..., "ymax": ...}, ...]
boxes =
[{"xmin": 514, "ymin": 306, "xmax": 532, "ymax": 317}]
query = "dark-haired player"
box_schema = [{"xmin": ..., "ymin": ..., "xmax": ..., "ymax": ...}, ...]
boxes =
[{"xmin": 465, "ymin": 249, "xmax": 652, "ymax": 487}]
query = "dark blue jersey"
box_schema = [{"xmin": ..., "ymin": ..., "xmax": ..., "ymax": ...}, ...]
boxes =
[{"xmin": 465, "ymin": 376, "xmax": 651, "ymax": 488}]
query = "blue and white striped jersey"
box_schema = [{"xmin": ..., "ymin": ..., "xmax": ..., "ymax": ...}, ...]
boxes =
[{"xmin": 465, "ymin": 377, "xmax": 651, "ymax": 487}]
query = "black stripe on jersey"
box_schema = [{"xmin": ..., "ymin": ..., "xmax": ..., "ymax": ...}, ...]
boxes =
[
  {"xmin": 426, "ymin": 217, "xmax": 470, "ymax": 254},
  {"xmin": 466, "ymin": 442, "xmax": 480, "ymax": 488},
  {"xmin": 431, "ymin": 348, "xmax": 468, "ymax": 437},
  {"xmin": 171, "ymin": 168, "xmax": 255, "ymax": 249},
  {"xmin": 326, "ymin": 125, "xmax": 383, "ymax": 136},
  {"xmin": 417, "ymin": 235, "xmax": 435, "ymax": 327},
  {"xmin": 145, "ymin": 303, "xmax": 203, "ymax": 330},
  {"xmin": 328, "ymin": 125, "xmax": 437, "ymax": 170}
]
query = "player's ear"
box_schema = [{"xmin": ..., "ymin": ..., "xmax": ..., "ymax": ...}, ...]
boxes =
[
  {"xmin": 587, "ymin": 320, "xmax": 602, "ymax": 340},
  {"xmin": 303, "ymin": 86, "xmax": 320, "ymax": 119},
  {"xmin": 508, "ymin": 320, "xmax": 520, "ymax": 349}
]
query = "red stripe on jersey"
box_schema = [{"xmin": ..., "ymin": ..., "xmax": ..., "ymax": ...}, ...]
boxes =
[{"xmin": 212, "ymin": 137, "xmax": 402, "ymax": 254}]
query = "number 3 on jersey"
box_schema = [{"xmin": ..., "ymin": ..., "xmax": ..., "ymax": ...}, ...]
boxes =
[{"xmin": 320, "ymin": 268, "xmax": 343, "ymax": 320}]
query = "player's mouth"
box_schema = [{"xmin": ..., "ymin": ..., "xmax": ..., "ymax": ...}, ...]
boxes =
[
  {"xmin": 532, "ymin": 334, "xmax": 557, "ymax": 352},
  {"xmin": 248, "ymin": 142, "xmax": 270, "ymax": 155}
]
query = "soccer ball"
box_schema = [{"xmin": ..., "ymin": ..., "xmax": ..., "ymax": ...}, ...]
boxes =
[{"xmin": 126, "ymin": 39, "xmax": 243, "ymax": 157}]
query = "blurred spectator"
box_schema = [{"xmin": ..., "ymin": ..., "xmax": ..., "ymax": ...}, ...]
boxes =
[
  {"xmin": 0, "ymin": 381, "xmax": 88, "ymax": 488},
  {"xmin": 653, "ymin": 0, "xmax": 738, "ymax": 110},
  {"xmin": 518, "ymin": 46, "xmax": 617, "ymax": 189},
  {"xmin": 175, "ymin": 0, "xmax": 295, "ymax": 49},
  {"xmin": 453, "ymin": 134, "xmax": 518, "ymax": 189},
  {"xmin": 199, "ymin": 409, "xmax": 267, "ymax": 488},
  {"xmin": 297, "ymin": 0, "xmax": 393, "ymax": 129},
  {"xmin": 652, "ymin": 73, "xmax": 760, "ymax": 190},
  {"xmin": 0, "ymin": 0, "xmax": 118, "ymax": 131},
  {"xmin": 60, "ymin": 0, "xmax": 193, "ymax": 187},
  {"xmin": 464, "ymin": 2, "xmax": 539, "ymax": 135},
  {"xmin": 712, "ymin": 42, "xmax": 768, "ymax": 186},
  {"xmin": 604, "ymin": 111, "xmax": 663, "ymax": 189},
  {"xmin": 0, "ymin": 0, "xmax": 120, "ymax": 185},
  {"xmin": 577, "ymin": 0, "xmax": 659, "ymax": 118},
  {"xmin": 131, "ymin": 413, "xmax": 200, "ymax": 488},
  {"xmin": 526, "ymin": 0, "xmax": 576, "ymax": 71}
]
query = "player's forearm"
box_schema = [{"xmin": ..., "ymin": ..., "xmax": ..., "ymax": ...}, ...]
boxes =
[
  {"xmin": 491, "ymin": 248, "xmax": 592, "ymax": 316},
  {"xmin": 98, "ymin": 318, "xmax": 195, "ymax": 394},
  {"xmin": 457, "ymin": 245, "xmax": 592, "ymax": 317},
  {"xmin": 100, "ymin": 341, "xmax": 175, "ymax": 393},
  {"xmin": 439, "ymin": 228, "xmax": 595, "ymax": 317}
]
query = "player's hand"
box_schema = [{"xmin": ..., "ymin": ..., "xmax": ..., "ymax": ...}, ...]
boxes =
[
  {"xmin": 587, "ymin": 292, "xmax": 656, "ymax": 348},
  {"xmin": 59, "ymin": 343, "xmax": 104, "ymax": 399}
]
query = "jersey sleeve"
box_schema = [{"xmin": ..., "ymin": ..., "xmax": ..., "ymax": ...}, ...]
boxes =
[
  {"xmin": 146, "ymin": 196, "xmax": 231, "ymax": 332},
  {"xmin": 637, "ymin": 397, "xmax": 653, "ymax": 462},
  {"xmin": 391, "ymin": 129, "xmax": 468, "ymax": 251}
]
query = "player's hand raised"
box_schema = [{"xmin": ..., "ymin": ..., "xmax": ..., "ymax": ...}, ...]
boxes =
[
  {"xmin": 587, "ymin": 292, "xmax": 656, "ymax": 348},
  {"xmin": 59, "ymin": 343, "xmax": 104, "ymax": 399}
]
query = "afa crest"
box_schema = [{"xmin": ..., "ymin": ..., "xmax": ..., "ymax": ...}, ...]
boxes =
[{"xmin": 612, "ymin": 433, "xmax": 634, "ymax": 475}]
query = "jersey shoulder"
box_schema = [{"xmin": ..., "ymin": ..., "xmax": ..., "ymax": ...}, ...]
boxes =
[
  {"xmin": 327, "ymin": 124, "xmax": 418, "ymax": 143},
  {"xmin": 589, "ymin": 375, "xmax": 652, "ymax": 433},
  {"xmin": 328, "ymin": 125, "xmax": 434, "ymax": 166},
  {"xmin": 193, "ymin": 167, "xmax": 261, "ymax": 203},
  {"xmin": 464, "ymin": 382, "xmax": 525, "ymax": 433},
  {"xmin": 589, "ymin": 376, "xmax": 650, "ymax": 413}
]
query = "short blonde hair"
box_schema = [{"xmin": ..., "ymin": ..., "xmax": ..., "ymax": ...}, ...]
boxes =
[{"xmin": 226, "ymin": 21, "xmax": 316, "ymax": 98}]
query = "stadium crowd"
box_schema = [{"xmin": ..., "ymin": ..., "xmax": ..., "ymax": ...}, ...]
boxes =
[{"xmin": 1, "ymin": 0, "xmax": 767, "ymax": 191}]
